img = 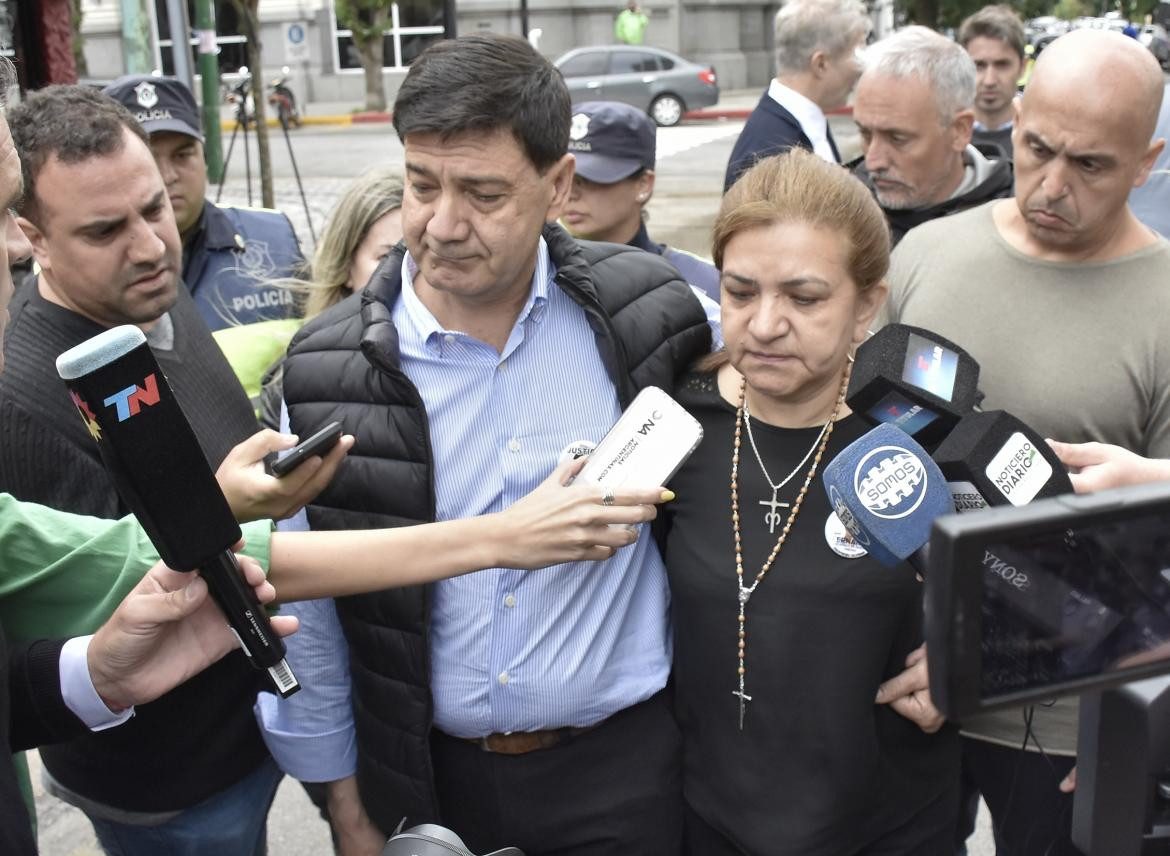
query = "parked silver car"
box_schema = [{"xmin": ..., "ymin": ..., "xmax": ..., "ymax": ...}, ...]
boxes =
[{"xmin": 554, "ymin": 45, "xmax": 719, "ymax": 126}]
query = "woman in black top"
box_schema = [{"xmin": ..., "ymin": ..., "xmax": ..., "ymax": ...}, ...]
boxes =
[{"xmin": 662, "ymin": 149, "xmax": 960, "ymax": 855}]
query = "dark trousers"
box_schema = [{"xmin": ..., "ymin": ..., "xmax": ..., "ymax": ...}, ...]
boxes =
[
  {"xmin": 957, "ymin": 736, "xmax": 1080, "ymax": 856},
  {"xmin": 683, "ymin": 783, "xmax": 959, "ymax": 856},
  {"xmin": 430, "ymin": 691, "xmax": 683, "ymax": 856}
]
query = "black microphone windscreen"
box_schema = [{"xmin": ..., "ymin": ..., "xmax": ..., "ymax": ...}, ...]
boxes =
[
  {"xmin": 56, "ymin": 326, "xmax": 240, "ymax": 570},
  {"xmin": 933, "ymin": 410, "xmax": 1074, "ymax": 509},
  {"xmin": 847, "ymin": 324, "xmax": 981, "ymax": 447}
]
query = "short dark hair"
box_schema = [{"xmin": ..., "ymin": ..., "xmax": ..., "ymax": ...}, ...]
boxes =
[
  {"xmin": 958, "ymin": 5, "xmax": 1027, "ymax": 60},
  {"xmin": 392, "ymin": 33, "xmax": 571, "ymax": 173},
  {"xmin": 9, "ymin": 84, "xmax": 148, "ymax": 224}
]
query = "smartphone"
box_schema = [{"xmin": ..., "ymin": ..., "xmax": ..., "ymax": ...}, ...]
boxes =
[
  {"xmin": 575, "ymin": 386, "xmax": 704, "ymax": 490},
  {"xmin": 926, "ymin": 481, "xmax": 1170, "ymax": 720},
  {"xmin": 268, "ymin": 421, "xmax": 344, "ymax": 478}
]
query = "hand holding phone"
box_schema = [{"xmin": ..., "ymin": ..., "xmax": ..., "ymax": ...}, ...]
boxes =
[
  {"xmin": 268, "ymin": 421, "xmax": 344, "ymax": 478},
  {"xmin": 575, "ymin": 387, "xmax": 703, "ymax": 490}
]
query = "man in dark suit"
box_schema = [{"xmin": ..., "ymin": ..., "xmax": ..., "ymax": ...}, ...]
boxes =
[{"xmin": 724, "ymin": 0, "xmax": 870, "ymax": 191}]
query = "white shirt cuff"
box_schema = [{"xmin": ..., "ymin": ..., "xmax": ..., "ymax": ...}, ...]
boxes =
[{"xmin": 59, "ymin": 635, "xmax": 135, "ymax": 731}]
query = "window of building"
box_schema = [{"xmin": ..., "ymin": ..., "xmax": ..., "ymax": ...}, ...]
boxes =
[
  {"xmin": 154, "ymin": 0, "xmax": 248, "ymax": 75},
  {"xmin": 0, "ymin": 0, "xmax": 14, "ymax": 59},
  {"xmin": 332, "ymin": 0, "xmax": 445, "ymax": 73}
]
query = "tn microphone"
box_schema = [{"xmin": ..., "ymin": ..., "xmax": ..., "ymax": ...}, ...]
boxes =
[{"xmin": 56, "ymin": 325, "xmax": 299, "ymax": 698}]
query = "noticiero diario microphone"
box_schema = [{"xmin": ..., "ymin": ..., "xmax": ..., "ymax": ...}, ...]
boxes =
[{"xmin": 56, "ymin": 325, "xmax": 299, "ymax": 698}]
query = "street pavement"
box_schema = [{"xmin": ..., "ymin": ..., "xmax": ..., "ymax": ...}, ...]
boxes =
[
  {"xmin": 212, "ymin": 96, "xmax": 857, "ymax": 261},
  {"xmin": 30, "ymin": 102, "xmax": 1000, "ymax": 855}
]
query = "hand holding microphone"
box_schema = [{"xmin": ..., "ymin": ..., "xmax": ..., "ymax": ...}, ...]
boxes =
[
  {"xmin": 1046, "ymin": 440, "xmax": 1170, "ymax": 493},
  {"xmin": 56, "ymin": 326, "xmax": 300, "ymax": 697},
  {"xmin": 88, "ymin": 551, "xmax": 298, "ymax": 712}
]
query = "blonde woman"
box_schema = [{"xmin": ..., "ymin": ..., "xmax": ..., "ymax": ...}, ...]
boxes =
[
  {"xmin": 258, "ymin": 168, "xmax": 404, "ymax": 428},
  {"xmin": 662, "ymin": 149, "xmax": 959, "ymax": 855}
]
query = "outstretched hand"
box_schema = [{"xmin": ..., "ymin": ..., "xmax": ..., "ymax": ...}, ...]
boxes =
[
  {"xmin": 1046, "ymin": 439, "xmax": 1170, "ymax": 493},
  {"xmin": 216, "ymin": 428, "xmax": 354, "ymax": 522},
  {"xmin": 493, "ymin": 457, "xmax": 669, "ymax": 570},
  {"xmin": 87, "ymin": 552, "xmax": 298, "ymax": 712},
  {"xmin": 875, "ymin": 644, "xmax": 946, "ymax": 734}
]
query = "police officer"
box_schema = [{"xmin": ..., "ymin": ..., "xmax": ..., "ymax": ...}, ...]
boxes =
[
  {"xmin": 103, "ymin": 76, "xmax": 304, "ymax": 405},
  {"xmin": 562, "ymin": 100, "xmax": 721, "ymax": 300}
]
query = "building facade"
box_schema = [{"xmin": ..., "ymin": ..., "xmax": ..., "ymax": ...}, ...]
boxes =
[{"xmin": 78, "ymin": 0, "xmax": 782, "ymax": 104}]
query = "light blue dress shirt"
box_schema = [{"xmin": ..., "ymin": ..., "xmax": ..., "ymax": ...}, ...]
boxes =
[{"xmin": 257, "ymin": 239, "xmax": 719, "ymax": 781}]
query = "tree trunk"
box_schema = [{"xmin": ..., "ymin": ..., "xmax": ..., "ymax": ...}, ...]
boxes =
[
  {"xmin": 69, "ymin": 0, "xmax": 90, "ymax": 78},
  {"xmin": 355, "ymin": 11, "xmax": 389, "ymax": 112},
  {"xmin": 235, "ymin": 0, "xmax": 274, "ymax": 209}
]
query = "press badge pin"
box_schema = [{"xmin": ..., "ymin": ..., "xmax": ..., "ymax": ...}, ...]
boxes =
[
  {"xmin": 825, "ymin": 511, "xmax": 867, "ymax": 559},
  {"xmin": 559, "ymin": 440, "xmax": 596, "ymax": 465}
]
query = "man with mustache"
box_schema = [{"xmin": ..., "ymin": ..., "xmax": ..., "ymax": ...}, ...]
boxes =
[
  {"xmin": 851, "ymin": 26, "xmax": 1013, "ymax": 246},
  {"xmin": 0, "ymin": 85, "xmax": 285, "ymax": 856},
  {"xmin": 882, "ymin": 29, "xmax": 1170, "ymax": 856}
]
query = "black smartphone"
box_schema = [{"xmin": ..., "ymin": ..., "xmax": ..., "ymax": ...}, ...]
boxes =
[
  {"xmin": 926, "ymin": 481, "xmax": 1170, "ymax": 720},
  {"xmin": 268, "ymin": 421, "xmax": 344, "ymax": 478}
]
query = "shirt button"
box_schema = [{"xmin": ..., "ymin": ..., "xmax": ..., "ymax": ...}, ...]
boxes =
[
  {"xmin": 498, "ymin": 671, "xmax": 510, "ymax": 685},
  {"xmin": 498, "ymin": 359, "xmax": 507, "ymax": 372},
  {"xmin": 507, "ymin": 438, "xmax": 521, "ymax": 453},
  {"xmin": 443, "ymin": 334, "xmax": 456, "ymax": 345},
  {"xmin": 503, "ymin": 594, "xmax": 516, "ymax": 608}
]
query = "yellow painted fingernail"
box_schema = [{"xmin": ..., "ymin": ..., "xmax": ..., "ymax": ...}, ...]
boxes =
[{"xmin": 660, "ymin": 490, "xmax": 676, "ymax": 502}]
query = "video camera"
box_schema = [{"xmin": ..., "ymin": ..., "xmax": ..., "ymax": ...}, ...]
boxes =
[{"xmin": 926, "ymin": 481, "xmax": 1170, "ymax": 855}]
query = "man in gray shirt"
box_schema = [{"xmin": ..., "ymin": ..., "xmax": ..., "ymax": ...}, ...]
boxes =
[{"xmin": 882, "ymin": 28, "xmax": 1169, "ymax": 856}]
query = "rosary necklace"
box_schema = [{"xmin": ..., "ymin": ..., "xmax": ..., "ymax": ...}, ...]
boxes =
[{"xmin": 731, "ymin": 368, "xmax": 849, "ymax": 730}]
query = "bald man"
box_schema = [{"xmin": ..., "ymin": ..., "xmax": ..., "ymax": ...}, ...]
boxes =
[{"xmin": 881, "ymin": 29, "xmax": 1169, "ymax": 856}]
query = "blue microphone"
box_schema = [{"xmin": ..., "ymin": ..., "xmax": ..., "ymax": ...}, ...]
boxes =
[{"xmin": 822, "ymin": 423, "xmax": 954, "ymax": 569}]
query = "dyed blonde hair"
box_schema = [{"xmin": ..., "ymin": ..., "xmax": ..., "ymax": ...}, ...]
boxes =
[
  {"xmin": 701, "ymin": 148, "xmax": 889, "ymax": 371},
  {"xmin": 301, "ymin": 167, "xmax": 405, "ymax": 319},
  {"xmin": 713, "ymin": 146, "xmax": 889, "ymax": 290}
]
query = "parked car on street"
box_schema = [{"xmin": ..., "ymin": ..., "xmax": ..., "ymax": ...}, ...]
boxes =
[{"xmin": 554, "ymin": 45, "xmax": 719, "ymax": 126}]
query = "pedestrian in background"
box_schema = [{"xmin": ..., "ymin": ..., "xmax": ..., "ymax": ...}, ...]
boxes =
[
  {"xmin": 615, "ymin": 0, "xmax": 649, "ymax": 45},
  {"xmin": 562, "ymin": 100, "xmax": 720, "ymax": 300},
  {"xmin": 724, "ymin": 0, "xmax": 869, "ymax": 191}
]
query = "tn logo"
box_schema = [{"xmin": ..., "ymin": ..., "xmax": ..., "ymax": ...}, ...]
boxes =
[{"xmin": 104, "ymin": 374, "xmax": 160, "ymax": 422}]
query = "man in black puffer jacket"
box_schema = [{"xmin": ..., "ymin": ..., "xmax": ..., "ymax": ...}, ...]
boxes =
[{"xmin": 259, "ymin": 33, "xmax": 715, "ymax": 856}]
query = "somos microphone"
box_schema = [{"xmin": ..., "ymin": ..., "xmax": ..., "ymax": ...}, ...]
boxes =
[
  {"xmin": 56, "ymin": 326, "xmax": 299, "ymax": 698},
  {"xmin": 847, "ymin": 324, "xmax": 982, "ymax": 448},
  {"xmin": 821, "ymin": 423, "xmax": 954, "ymax": 570},
  {"xmin": 932, "ymin": 410, "xmax": 1074, "ymax": 513}
]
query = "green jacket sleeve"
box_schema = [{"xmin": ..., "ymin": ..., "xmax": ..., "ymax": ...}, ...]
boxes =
[{"xmin": 0, "ymin": 494, "xmax": 272, "ymax": 642}]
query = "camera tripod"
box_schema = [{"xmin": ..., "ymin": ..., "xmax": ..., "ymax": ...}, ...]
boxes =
[{"xmin": 214, "ymin": 72, "xmax": 317, "ymax": 243}]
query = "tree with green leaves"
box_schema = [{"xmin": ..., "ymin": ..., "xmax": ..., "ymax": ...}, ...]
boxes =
[{"xmin": 336, "ymin": 0, "xmax": 391, "ymax": 112}]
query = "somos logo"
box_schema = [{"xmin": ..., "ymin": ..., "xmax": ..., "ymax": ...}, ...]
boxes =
[{"xmin": 853, "ymin": 446, "xmax": 928, "ymax": 519}]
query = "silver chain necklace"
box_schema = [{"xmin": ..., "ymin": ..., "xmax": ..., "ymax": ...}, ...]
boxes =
[{"xmin": 742, "ymin": 394, "xmax": 833, "ymax": 534}]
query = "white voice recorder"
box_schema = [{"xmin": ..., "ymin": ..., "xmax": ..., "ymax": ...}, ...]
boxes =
[{"xmin": 575, "ymin": 386, "xmax": 704, "ymax": 489}]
